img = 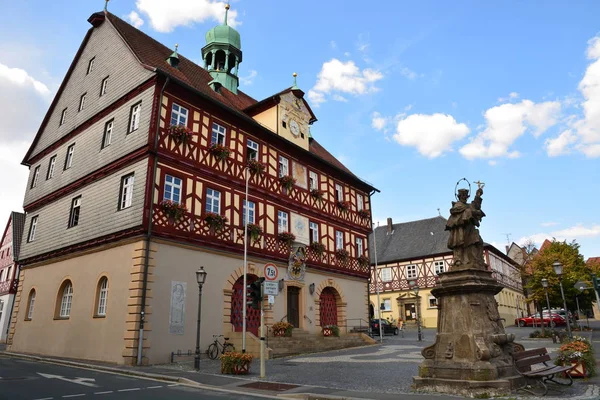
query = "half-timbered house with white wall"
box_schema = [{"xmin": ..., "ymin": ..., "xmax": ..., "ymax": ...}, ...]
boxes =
[
  {"xmin": 369, "ymin": 217, "xmax": 525, "ymax": 329},
  {"xmin": 0, "ymin": 212, "xmax": 24, "ymax": 342},
  {"xmin": 8, "ymin": 6, "xmax": 377, "ymax": 365}
]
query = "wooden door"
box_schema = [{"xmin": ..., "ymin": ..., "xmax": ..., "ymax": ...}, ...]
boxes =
[
  {"xmin": 287, "ymin": 287, "xmax": 300, "ymax": 327},
  {"xmin": 231, "ymin": 275, "xmax": 260, "ymax": 336},
  {"xmin": 319, "ymin": 287, "xmax": 338, "ymax": 326}
]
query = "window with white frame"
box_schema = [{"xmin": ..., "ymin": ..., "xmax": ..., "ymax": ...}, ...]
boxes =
[
  {"xmin": 211, "ymin": 122, "xmax": 226, "ymax": 145},
  {"xmin": 163, "ymin": 175, "xmax": 182, "ymax": 203},
  {"xmin": 381, "ymin": 267, "xmax": 392, "ymax": 282},
  {"xmin": 247, "ymin": 139, "xmax": 259, "ymax": 161},
  {"xmin": 243, "ymin": 200, "xmax": 256, "ymax": 225},
  {"xmin": 100, "ymin": 76, "xmax": 109, "ymax": 96},
  {"xmin": 406, "ymin": 264, "xmax": 417, "ymax": 279},
  {"xmin": 68, "ymin": 196, "xmax": 82, "ymax": 228},
  {"xmin": 278, "ymin": 155, "xmax": 289, "ymax": 177},
  {"xmin": 31, "ymin": 166, "xmax": 40, "ymax": 188},
  {"xmin": 47, "ymin": 156, "xmax": 56, "ymax": 180},
  {"xmin": 335, "ymin": 230, "xmax": 343, "ymax": 250},
  {"xmin": 60, "ymin": 108, "xmax": 67, "ymax": 126},
  {"xmin": 119, "ymin": 174, "xmax": 135, "ymax": 210},
  {"xmin": 129, "ymin": 102, "xmax": 142, "ymax": 133},
  {"xmin": 309, "ymin": 221, "xmax": 319, "ymax": 244},
  {"xmin": 102, "ymin": 119, "xmax": 114, "ymax": 148},
  {"xmin": 357, "ymin": 194, "xmax": 364, "ymax": 211},
  {"xmin": 309, "ymin": 171, "xmax": 318, "ymax": 190},
  {"xmin": 64, "ymin": 144, "xmax": 75, "ymax": 169},
  {"xmin": 434, "ymin": 260, "xmax": 445, "ymax": 275},
  {"xmin": 205, "ymin": 188, "xmax": 221, "ymax": 214},
  {"xmin": 79, "ymin": 93, "xmax": 87, "ymax": 112},
  {"xmin": 278, "ymin": 211, "xmax": 288, "ymax": 233},
  {"xmin": 28, "ymin": 216, "xmax": 38, "ymax": 242},
  {"xmin": 87, "ymin": 57, "xmax": 95, "ymax": 74},
  {"xmin": 428, "ymin": 295, "xmax": 438, "ymax": 309},
  {"xmin": 382, "ymin": 298, "xmax": 391, "ymax": 311},
  {"xmin": 356, "ymin": 237, "xmax": 364, "ymax": 256},
  {"xmin": 335, "ymin": 184, "xmax": 343, "ymax": 201},
  {"xmin": 97, "ymin": 277, "xmax": 108, "ymax": 316},
  {"xmin": 59, "ymin": 282, "xmax": 73, "ymax": 318},
  {"xmin": 171, "ymin": 103, "xmax": 188, "ymax": 127},
  {"xmin": 26, "ymin": 289, "xmax": 36, "ymax": 320}
]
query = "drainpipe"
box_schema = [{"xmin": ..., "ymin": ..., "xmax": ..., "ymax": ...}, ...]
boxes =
[
  {"xmin": 368, "ymin": 190, "xmax": 383, "ymax": 343},
  {"xmin": 137, "ymin": 76, "xmax": 170, "ymax": 366}
]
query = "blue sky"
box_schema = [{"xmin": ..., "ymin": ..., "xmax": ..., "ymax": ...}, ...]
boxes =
[{"xmin": 1, "ymin": 1, "xmax": 599, "ymax": 258}]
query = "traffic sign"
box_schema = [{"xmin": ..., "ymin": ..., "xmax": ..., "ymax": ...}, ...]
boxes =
[
  {"xmin": 264, "ymin": 263, "xmax": 278, "ymax": 281},
  {"xmin": 264, "ymin": 281, "xmax": 279, "ymax": 295}
]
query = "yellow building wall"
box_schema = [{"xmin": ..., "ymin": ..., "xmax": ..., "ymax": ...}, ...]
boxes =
[{"xmin": 252, "ymin": 107, "xmax": 277, "ymax": 134}]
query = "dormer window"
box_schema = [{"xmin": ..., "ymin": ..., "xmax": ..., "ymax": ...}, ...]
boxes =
[
  {"xmin": 87, "ymin": 57, "xmax": 95, "ymax": 74},
  {"xmin": 79, "ymin": 93, "xmax": 87, "ymax": 112},
  {"xmin": 60, "ymin": 108, "xmax": 67, "ymax": 126},
  {"xmin": 100, "ymin": 76, "xmax": 109, "ymax": 96}
]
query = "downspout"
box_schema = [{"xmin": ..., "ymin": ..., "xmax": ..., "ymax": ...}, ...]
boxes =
[{"xmin": 137, "ymin": 75, "xmax": 170, "ymax": 366}]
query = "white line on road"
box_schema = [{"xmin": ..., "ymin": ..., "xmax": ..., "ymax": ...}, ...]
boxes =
[
  {"xmin": 117, "ymin": 388, "xmax": 140, "ymax": 392},
  {"xmin": 62, "ymin": 395, "xmax": 86, "ymax": 398},
  {"xmin": 167, "ymin": 384, "xmax": 178, "ymax": 387},
  {"xmin": 93, "ymin": 391, "xmax": 114, "ymax": 395},
  {"xmin": 146, "ymin": 386, "xmax": 163, "ymax": 389}
]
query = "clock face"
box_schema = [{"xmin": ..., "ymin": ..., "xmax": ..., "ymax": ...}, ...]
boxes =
[{"xmin": 290, "ymin": 119, "xmax": 300, "ymax": 137}]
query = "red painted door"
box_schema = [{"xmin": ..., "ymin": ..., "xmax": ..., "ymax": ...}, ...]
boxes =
[
  {"xmin": 231, "ymin": 275, "xmax": 260, "ymax": 336},
  {"xmin": 319, "ymin": 287, "xmax": 338, "ymax": 326}
]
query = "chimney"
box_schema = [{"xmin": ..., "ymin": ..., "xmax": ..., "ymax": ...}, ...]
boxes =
[
  {"xmin": 387, "ymin": 217, "xmax": 393, "ymax": 234},
  {"xmin": 505, "ymin": 245, "xmax": 509, "ymax": 254}
]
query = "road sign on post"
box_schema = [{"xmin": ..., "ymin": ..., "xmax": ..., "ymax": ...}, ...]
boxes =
[
  {"xmin": 264, "ymin": 263, "xmax": 278, "ymax": 281},
  {"xmin": 264, "ymin": 281, "xmax": 279, "ymax": 296}
]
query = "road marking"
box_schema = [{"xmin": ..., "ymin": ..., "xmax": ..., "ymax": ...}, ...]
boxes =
[
  {"xmin": 93, "ymin": 391, "xmax": 113, "ymax": 395},
  {"xmin": 62, "ymin": 395, "xmax": 85, "ymax": 398},
  {"xmin": 168, "ymin": 384, "xmax": 178, "ymax": 387},
  {"xmin": 37, "ymin": 373, "xmax": 98, "ymax": 388},
  {"xmin": 146, "ymin": 385, "xmax": 163, "ymax": 389},
  {"xmin": 117, "ymin": 388, "xmax": 140, "ymax": 392}
]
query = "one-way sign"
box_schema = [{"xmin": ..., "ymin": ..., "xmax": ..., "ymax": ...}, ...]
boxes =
[{"xmin": 263, "ymin": 281, "xmax": 279, "ymax": 296}]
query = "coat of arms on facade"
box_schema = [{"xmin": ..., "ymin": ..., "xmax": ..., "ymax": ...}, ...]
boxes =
[{"xmin": 288, "ymin": 245, "xmax": 306, "ymax": 281}]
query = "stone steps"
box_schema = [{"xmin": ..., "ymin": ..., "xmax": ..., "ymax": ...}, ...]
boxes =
[{"xmin": 267, "ymin": 330, "xmax": 372, "ymax": 358}]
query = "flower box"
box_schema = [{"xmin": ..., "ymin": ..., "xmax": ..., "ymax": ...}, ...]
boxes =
[
  {"xmin": 220, "ymin": 352, "xmax": 253, "ymax": 375},
  {"xmin": 322, "ymin": 325, "xmax": 340, "ymax": 337},
  {"xmin": 336, "ymin": 200, "xmax": 351, "ymax": 212},
  {"xmin": 246, "ymin": 223, "xmax": 263, "ymax": 242},
  {"xmin": 310, "ymin": 188, "xmax": 324, "ymax": 201},
  {"xmin": 168, "ymin": 124, "xmax": 193, "ymax": 143},
  {"xmin": 247, "ymin": 159, "xmax": 266, "ymax": 176},
  {"xmin": 209, "ymin": 143, "xmax": 232, "ymax": 161},
  {"xmin": 159, "ymin": 200, "xmax": 187, "ymax": 222},
  {"xmin": 357, "ymin": 255, "xmax": 370, "ymax": 267},
  {"xmin": 278, "ymin": 232, "xmax": 296, "ymax": 246},
  {"xmin": 357, "ymin": 209, "xmax": 370, "ymax": 219},
  {"xmin": 279, "ymin": 175, "xmax": 296, "ymax": 191},
  {"xmin": 554, "ymin": 336, "xmax": 596, "ymax": 377},
  {"xmin": 335, "ymin": 248, "xmax": 349, "ymax": 261},
  {"xmin": 309, "ymin": 242, "xmax": 326, "ymax": 256},
  {"xmin": 272, "ymin": 321, "xmax": 293, "ymax": 337},
  {"xmin": 204, "ymin": 212, "xmax": 228, "ymax": 232}
]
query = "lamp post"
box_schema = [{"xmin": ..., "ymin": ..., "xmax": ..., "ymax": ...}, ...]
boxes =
[
  {"xmin": 553, "ymin": 261, "xmax": 572, "ymax": 339},
  {"xmin": 408, "ymin": 279, "xmax": 422, "ymax": 341},
  {"xmin": 194, "ymin": 266, "xmax": 208, "ymax": 371},
  {"xmin": 242, "ymin": 167, "xmax": 249, "ymax": 353}
]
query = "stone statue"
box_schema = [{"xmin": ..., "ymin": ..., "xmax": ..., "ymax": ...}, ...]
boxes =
[{"xmin": 445, "ymin": 184, "xmax": 485, "ymax": 270}]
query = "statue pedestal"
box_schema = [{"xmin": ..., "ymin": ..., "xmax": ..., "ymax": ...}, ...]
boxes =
[{"xmin": 413, "ymin": 268, "xmax": 525, "ymax": 397}]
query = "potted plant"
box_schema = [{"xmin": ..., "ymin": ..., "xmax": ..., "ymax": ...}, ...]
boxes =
[
  {"xmin": 309, "ymin": 241, "xmax": 326, "ymax": 256},
  {"xmin": 247, "ymin": 159, "xmax": 266, "ymax": 176},
  {"xmin": 357, "ymin": 255, "xmax": 370, "ymax": 268},
  {"xmin": 219, "ymin": 351, "xmax": 253, "ymax": 375},
  {"xmin": 335, "ymin": 248, "xmax": 349, "ymax": 261},
  {"xmin": 554, "ymin": 336, "xmax": 596, "ymax": 377},
  {"xmin": 310, "ymin": 188, "xmax": 324, "ymax": 201},
  {"xmin": 336, "ymin": 200, "xmax": 351, "ymax": 212},
  {"xmin": 208, "ymin": 143, "xmax": 232, "ymax": 161},
  {"xmin": 159, "ymin": 200, "xmax": 187, "ymax": 222},
  {"xmin": 272, "ymin": 321, "xmax": 293, "ymax": 337},
  {"xmin": 279, "ymin": 175, "xmax": 296, "ymax": 191},
  {"xmin": 168, "ymin": 124, "xmax": 193, "ymax": 143},
  {"xmin": 322, "ymin": 325, "xmax": 340, "ymax": 337},
  {"xmin": 204, "ymin": 212, "xmax": 228, "ymax": 232},
  {"xmin": 357, "ymin": 209, "xmax": 370, "ymax": 219},
  {"xmin": 278, "ymin": 232, "xmax": 296, "ymax": 246},
  {"xmin": 246, "ymin": 223, "xmax": 263, "ymax": 242}
]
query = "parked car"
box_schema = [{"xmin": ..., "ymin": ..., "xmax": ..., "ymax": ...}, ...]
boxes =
[
  {"xmin": 549, "ymin": 309, "xmax": 576, "ymax": 323},
  {"xmin": 514, "ymin": 312, "xmax": 566, "ymax": 327},
  {"xmin": 370, "ymin": 318, "xmax": 400, "ymax": 335}
]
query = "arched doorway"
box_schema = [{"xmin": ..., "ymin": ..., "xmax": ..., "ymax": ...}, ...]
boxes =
[
  {"xmin": 231, "ymin": 275, "xmax": 260, "ymax": 336},
  {"xmin": 319, "ymin": 287, "xmax": 338, "ymax": 326}
]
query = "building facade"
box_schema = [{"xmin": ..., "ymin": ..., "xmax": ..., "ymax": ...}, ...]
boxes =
[
  {"xmin": 368, "ymin": 217, "xmax": 525, "ymax": 328},
  {"xmin": 0, "ymin": 212, "xmax": 24, "ymax": 342},
  {"xmin": 8, "ymin": 7, "xmax": 376, "ymax": 365}
]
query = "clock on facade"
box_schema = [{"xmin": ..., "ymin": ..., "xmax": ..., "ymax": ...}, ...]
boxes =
[{"xmin": 289, "ymin": 119, "xmax": 300, "ymax": 137}]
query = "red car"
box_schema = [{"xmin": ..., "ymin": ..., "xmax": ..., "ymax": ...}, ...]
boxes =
[{"xmin": 515, "ymin": 313, "xmax": 566, "ymax": 327}]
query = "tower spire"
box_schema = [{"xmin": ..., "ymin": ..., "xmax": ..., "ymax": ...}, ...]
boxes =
[
  {"xmin": 224, "ymin": 3, "xmax": 230, "ymax": 26},
  {"xmin": 104, "ymin": 0, "xmax": 109, "ymax": 12},
  {"xmin": 292, "ymin": 72, "xmax": 299, "ymax": 90}
]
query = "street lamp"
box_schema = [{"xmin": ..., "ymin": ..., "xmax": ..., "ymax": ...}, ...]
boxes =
[
  {"xmin": 195, "ymin": 266, "xmax": 208, "ymax": 371},
  {"xmin": 408, "ymin": 279, "xmax": 422, "ymax": 341},
  {"xmin": 553, "ymin": 261, "xmax": 572, "ymax": 339}
]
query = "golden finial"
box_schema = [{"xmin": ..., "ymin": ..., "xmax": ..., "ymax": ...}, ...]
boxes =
[
  {"xmin": 292, "ymin": 72, "xmax": 298, "ymax": 89},
  {"xmin": 225, "ymin": 3, "xmax": 230, "ymax": 10},
  {"xmin": 175, "ymin": 43, "xmax": 179, "ymax": 52},
  {"xmin": 293, "ymin": 72, "xmax": 298, "ymax": 77}
]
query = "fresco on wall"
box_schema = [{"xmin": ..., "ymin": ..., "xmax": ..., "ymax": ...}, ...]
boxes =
[
  {"xmin": 169, "ymin": 281, "xmax": 187, "ymax": 335},
  {"xmin": 292, "ymin": 161, "xmax": 307, "ymax": 189}
]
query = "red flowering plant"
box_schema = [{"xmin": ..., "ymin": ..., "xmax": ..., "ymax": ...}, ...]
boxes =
[
  {"xmin": 247, "ymin": 159, "xmax": 266, "ymax": 176},
  {"xmin": 336, "ymin": 200, "xmax": 351, "ymax": 212},
  {"xmin": 279, "ymin": 175, "xmax": 296, "ymax": 191},
  {"xmin": 246, "ymin": 223, "xmax": 263, "ymax": 242},
  {"xmin": 335, "ymin": 248, "xmax": 349, "ymax": 261},
  {"xmin": 209, "ymin": 143, "xmax": 232, "ymax": 161},
  {"xmin": 159, "ymin": 200, "xmax": 187, "ymax": 222},
  {"xmin": 203, "ymin": 212, "xmax": 228, "ymax": 232},
  {"xmin": 278, "ymin": 232, "xmax": 296, "ymax": 246},
  {"xmin": 310, "ymin": 188, "xmax": 325, "ymax": 201},
  {"xmin": 554, "ymin": 336, "xmax": 596, "ymax": 376},
  {"xmin": 168, "ymin": 124, "xmax": 193, "ymax": 143},
  {"xmin": 358, "ymin": 209, "xmax": 370, "ymax": 219},
  {"xmin": 309, "ymin": 241, "xmax": 326, "ymax": 255},
  {"xmin": 357, "ymin": 255, "xmax": 370, "ymax": 267}
]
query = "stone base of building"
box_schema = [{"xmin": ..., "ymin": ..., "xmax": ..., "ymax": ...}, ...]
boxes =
[{"xmin": 413, "ymin": 375, "xmax": 525, "ymax": 398}]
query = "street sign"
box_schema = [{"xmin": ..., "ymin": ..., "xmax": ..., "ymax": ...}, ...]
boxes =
[
  {"xmin": 575, "ymin": 280, "xmax": 588, "ymax": 292},
  {"xmin": 268, "ymin": 295, "xmax": 275, "ymax": 304},
  {"xmin": 263, "ymin": 281, "xmax": 279, "ymax": 295},
  {"xmin": 264, "ymin": 263, "xmax": 278, "ymax": 281}
]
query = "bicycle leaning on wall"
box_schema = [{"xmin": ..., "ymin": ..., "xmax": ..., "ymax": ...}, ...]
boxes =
[{"xmin": 207, "ymin": 335, "xmax": 235, "ymax": 360}]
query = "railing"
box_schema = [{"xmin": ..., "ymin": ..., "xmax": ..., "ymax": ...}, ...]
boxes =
[
  {"xmin": 345, "ymin": 318, "xmax": 371, "ymax": 335},
  {"xmin": 0, "ymin": 279, "xmax": 17, "ymax": 295},
  {"xmin": 303, "ymin": 315, "xmax": 313, "ymax": 324}
]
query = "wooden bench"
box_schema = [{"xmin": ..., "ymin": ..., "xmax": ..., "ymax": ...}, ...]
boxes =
[{"xmin": 513, "ymin": 347, "xmax": 574, "ymax": 396}]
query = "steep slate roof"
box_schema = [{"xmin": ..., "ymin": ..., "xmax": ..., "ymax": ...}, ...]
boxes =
[
  {"xmin": 11, "ymin": 212, "xmax": 25, "ymax": 261},
  {"xmin": 369, "ymin": 216, "xmax": 450, "ymax": 264}
]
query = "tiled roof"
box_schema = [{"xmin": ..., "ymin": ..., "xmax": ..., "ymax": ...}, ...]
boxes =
[
  {"xmin": 11, "ymin": 212, "xmax": 25, "ymax": 261},
  {"xmin": 539, "ymin": 239, "xmax": 552, "ymax": 253},
  {"xmin": 309, "ymin": 139, "xmax": 354, "ymax": 176},
  {"xmin": 587, "ymin": 257, "xmax": 600, "ymax": 266}
]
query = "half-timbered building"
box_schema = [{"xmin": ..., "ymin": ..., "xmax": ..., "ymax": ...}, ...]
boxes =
[
  {"xmin": 369, "ymin": 217, "xmax": 525, "ymax": 328},
  {"xmin": 0, "ymin": 212, "xmax": 24, "ymax": 343},
  {"xmin": 8, "ymin": 6, "xmax": 377, "ymax": 365}
]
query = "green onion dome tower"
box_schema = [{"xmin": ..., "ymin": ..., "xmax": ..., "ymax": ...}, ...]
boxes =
[{"xmin": 202, "ymin": 3, "xmax": 242, "ymax": 94}]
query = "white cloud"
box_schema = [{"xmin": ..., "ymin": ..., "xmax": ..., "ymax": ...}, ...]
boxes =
[
  {"xmin": 460, "ymin": 99, "xmax": 561, "ymax": 159},
  {"xmin": 541, "ymin": 222, "xmax": 558, "ymax": 227},
  {"xmin": 488, "ymin": 160, "xmax": 497, "ymax": 166},
  {"xmin": 545, "ymin": 129, "xmax": 577, "ymax": 156},
  {"xmin": 399, "ymin": 67, "xmax": 417, "ymax": 80},
  {"xmin": 332, "ymin": 94, "xmax": 348, "ymax": 102},
  {"xmin": 356, "ymin": 34, "xmax": 369, "ymax": 53},
  {"xmin": 127, "ymin": 11, "xmax": 144, "ymax": 28},
  {"xmin": 519, "ymin": 223, "xmax": 600, "ymax": 248},
  {"xmin": 371, "ymin": 112, "xmax": 388, "ymax": 131},
  {"xmin": 307, "ymin": 59, "xmax": 383, "ymax": 106},
  {"xmin": 135, "ymin": 0, "xmax": 239, "ymax": 33},
  {"xmin": 330, "ymin": 40, "xmax": 337, "ymax": 50},
  {"xmin": 239, "ymin": 70, "xmax": 257, "ymax": 86},
  {"xmin": 393, "ymin": 113, "xmax": 470, "ymax": 158},
  {"xmin": 0, "ymin": 141, "xmax": 30, "ymax": 219},
  {"xmin": 498, "ymin": 92, "xmax": 520, "ymax": 102}
]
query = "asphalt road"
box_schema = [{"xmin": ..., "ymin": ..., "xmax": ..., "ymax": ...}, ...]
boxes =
[{"xmin": 0, "ymin": 356, "xmax": 269, "ymax": 400}]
